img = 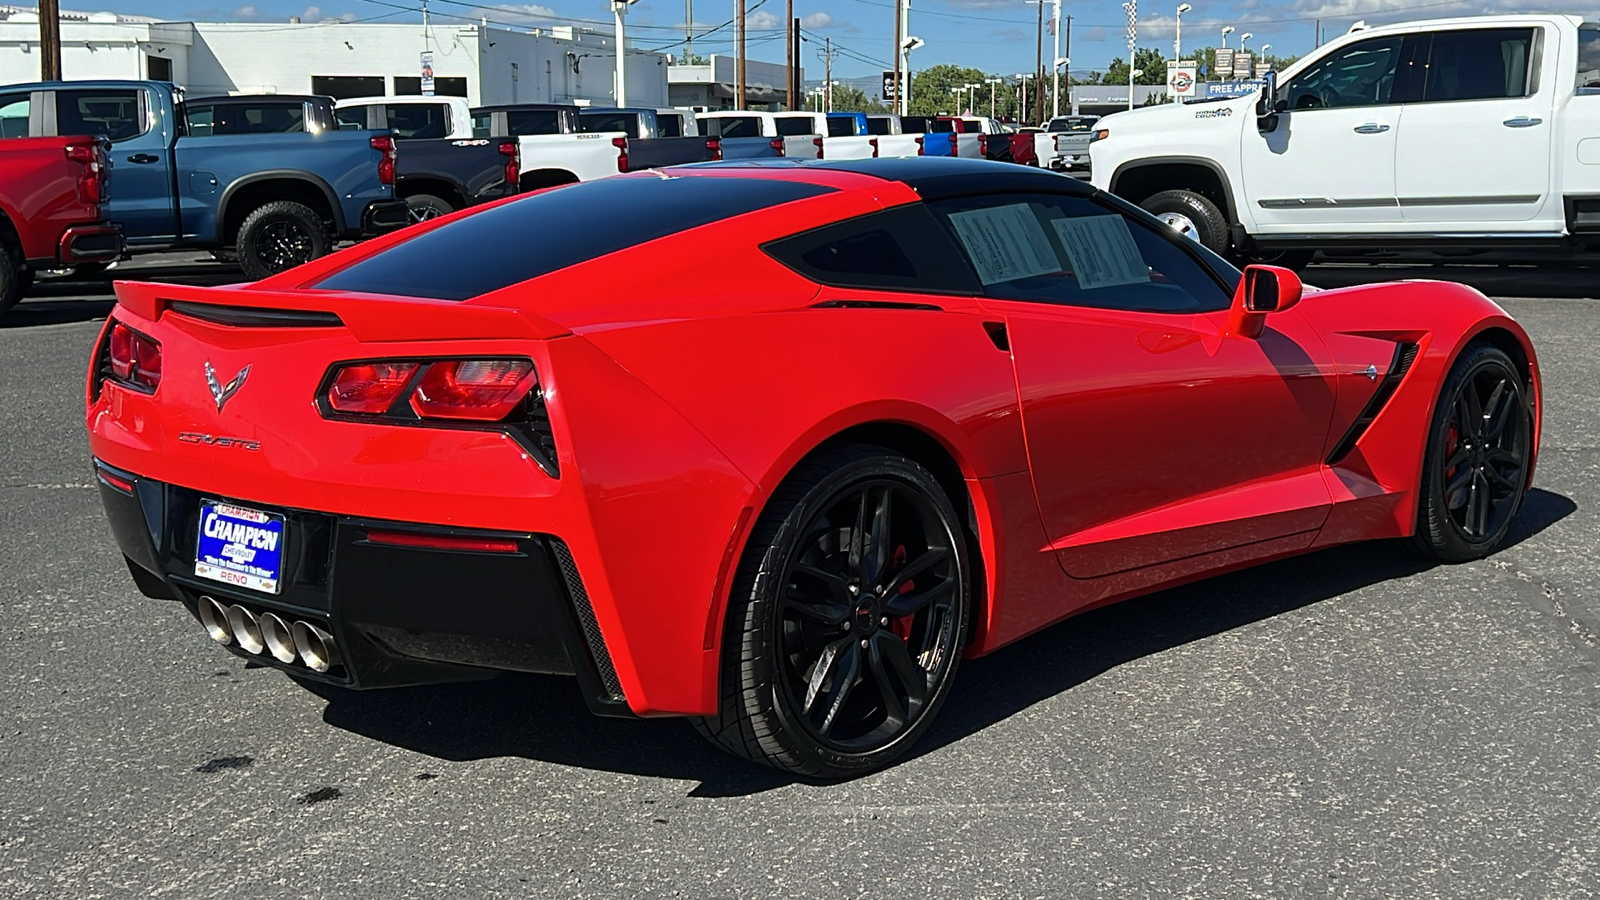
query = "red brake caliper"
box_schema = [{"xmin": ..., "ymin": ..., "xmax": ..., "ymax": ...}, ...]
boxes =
[{"xmin": 890, "ymin": 545, "xmax": 915, "ymax": 641}]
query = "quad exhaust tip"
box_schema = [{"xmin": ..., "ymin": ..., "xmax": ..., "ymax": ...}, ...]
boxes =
[
  {"xmin": 259, "ymin": 612, "xmax": 298, "ymax": 665},
  {"xmin": 226, "ymin": 604, "xmax": 264, "ymax": 655},
  {"xmin": 199, "ymin": 596, "xmax": 339, "ymax": 672},
  {"xmin": 198, "ymin": 596, "xmax": 232, "ymax": 645},
  {"xmin": 292, "ymin": 621, "xmax": 339, "ymax": 673}
]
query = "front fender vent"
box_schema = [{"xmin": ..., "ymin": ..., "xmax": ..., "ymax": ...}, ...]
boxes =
[{"xmin": 1326, "ymin": 341, "xmax": 1420, "ymax": 466}]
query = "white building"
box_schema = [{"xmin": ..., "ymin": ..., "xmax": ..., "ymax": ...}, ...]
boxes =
[
  {"xmin": 667, "ymin": 55, "xmax": 800, "ymax": 110},
  {"xmin": 0, "ymin": 6, "xmax": 672, "ymax": 107}
]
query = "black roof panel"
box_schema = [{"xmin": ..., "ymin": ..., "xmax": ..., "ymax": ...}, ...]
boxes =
[{"xmin": 679, "ymin": 157, "xmax": 1096, "ymax": 200}]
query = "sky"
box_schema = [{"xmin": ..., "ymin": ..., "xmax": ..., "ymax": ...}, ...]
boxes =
[{"xmin": 55, "ymin": 0, "xmax": 1570, "ymax": 82}]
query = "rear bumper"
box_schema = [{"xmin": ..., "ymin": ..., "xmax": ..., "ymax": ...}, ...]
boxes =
[
  {"xmin": 93, "ymin": 458, "xmax": 631, "ymax": 716},
  {"xmin": 56, "ymin": 222, "xmax": 123, "ymax": 264},
  {"xmin": 359, "ymin": 199, "xmax": 411, "ymax": 236}
]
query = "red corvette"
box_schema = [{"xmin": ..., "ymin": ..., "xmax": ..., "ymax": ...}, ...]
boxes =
[{"xmin": 87, "ymin": 159, "xmax": 1539, "ymax": 778}]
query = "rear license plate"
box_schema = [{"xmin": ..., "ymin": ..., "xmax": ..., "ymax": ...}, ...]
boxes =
[{"xmin": 195, "ymin": 501, "xmax": 286, "ymax": 594}]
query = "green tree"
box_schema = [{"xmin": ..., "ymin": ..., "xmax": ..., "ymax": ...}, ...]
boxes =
[
  {"xmin": 907, "ymin": 63, "xmax": 991, "ymax": 116},
  {"xmin": 1103, "ymin": 48, "xmax": 1170, "ymax": 86},
  {"xmin": 828, "ymin": 85, "xmax": 888, "ymax": 114}
]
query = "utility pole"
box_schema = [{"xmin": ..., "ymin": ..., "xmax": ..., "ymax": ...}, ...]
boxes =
[
  {"xmin": 685, "ymin": 0, "xmax": 693, "ymax": 63},
  {"xmin": 1050, "ymin": 0, "xmax": 1062, "ymax": 118},
  {"xmin": 39, "ymin": 0, "xmax": 62, "ymax": 81},
  {"xmin": 893, "ymin": 0, "xmax": 903, "ymax": 115},
  {"xmin": 1033, "ymin": 0, "xmax": 1044, "ymax": 124},
  {"xmin": 818, "ymin": 38, "xmax": 838, "ymax": 112},
  {"xmin": 791, "ymin": 18, "xmax": 801, "ymax": 109},
  {"xmin": 735, "ymin": 0, "xmax": 747, "ymax": 109},
  {"xmin": 1063, "ymin": 15, "xmax": 1071, "ymax": 106},
  {"xmin": 785, "ymin": 0, "xmax": 795, "ymax": 108}
]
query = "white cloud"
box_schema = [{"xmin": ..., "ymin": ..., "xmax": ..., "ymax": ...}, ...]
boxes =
[
  {"xmin": 749, "ymin": 10, "xmax": 782, "ymax": 30},
  {"xmin": 801, "ymin": 12, "xmax": 832, "ymax": 29},
  {"xmin": 230, "ymin": 4, "xmax": 258, "ymax": 17},
  {"xmin": 934, "ymin": 0, "xmax": 1025, "ymax": 10}
]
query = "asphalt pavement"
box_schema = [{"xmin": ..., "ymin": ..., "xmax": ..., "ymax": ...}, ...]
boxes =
[{"xmin": 3, "ymin": 255, "xmax": 1598, "ymax": 899}]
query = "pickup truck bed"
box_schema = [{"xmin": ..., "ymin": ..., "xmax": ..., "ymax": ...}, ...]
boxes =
[{"xmin": 0, "ymin": 133, "xmax": 121, "ymax": 312}]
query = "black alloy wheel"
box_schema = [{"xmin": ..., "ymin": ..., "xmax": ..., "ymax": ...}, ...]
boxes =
[
  {"xmin": 236, "ymin": 200, "xmax": 332, "ymax": 281},
  {"xmin": 404, "ymin": 193, "xmax": 454, "ymax": 224},
  {"xmin": 1414, "ymin": 344, "xmax": 1532, "ymax": 562},
  {"xmin": 693, "ymin": 445, "xmax": 970, "ymax": 778}
]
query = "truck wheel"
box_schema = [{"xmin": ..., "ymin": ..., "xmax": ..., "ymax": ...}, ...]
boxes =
[
  {"xmin": 1140, "ymin": 190, "xmax": 1230, "ymax": 256},
  {"xmin": 0, "ymin": 249, "xmax": 24, "ymax": 313},
  {"xmin": 236, "ymin": 201, "xmax": 332, "ymax": 281},
  {"xmin": 404, "ymin": 193, "xmax": 454, "ymax": 224}
]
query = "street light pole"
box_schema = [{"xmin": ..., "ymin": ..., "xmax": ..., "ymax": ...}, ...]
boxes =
[
  {"xmin": 1050, "ymin": 0, "xmax": 1063, "ymax": 118},
  {"xmin": 1240, "ymin": 32, "xmax": 1252, "ymax": 54},
  {"xmin": 987, "ymin": 76, "xmax": 1001, "ymax": 118},
  {"xmin": 1174, "ymin": 3, "xmax": 1190, "ymax": 61},
  {"xmin": 1220, "ymin": 25, "xmax": 1233, "ymax": 49},
  {"xmin": 611, "ymin": 0, "xmax": 637, "ymax": 107}
]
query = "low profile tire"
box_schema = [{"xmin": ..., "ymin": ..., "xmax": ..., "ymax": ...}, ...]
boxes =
[
  {"xmin": 235, "ymin": 200, "xmax": 332, "ymax": 281},
  {"xmin": 403, "ymin": 193, "xmax": 454, "ymax": 224},
  {"xmin": 0, "ymin": 249, "xmax": 23, "ymax": 313},
  {"xmin": 1140, "ymin": 189, "xmax": 1230, "ymax": 256},
  {"xmin": 1413, "ymin": 344, "xmax": 1533, "ymax": 562},
  {"xmin": 692, "ymin": 444, "xmax": 971, "ymax": 779}
]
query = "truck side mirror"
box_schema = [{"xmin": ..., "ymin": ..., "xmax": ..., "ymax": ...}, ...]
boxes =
[{"xmin": 1255, "ymin": 71, "xmax": 1281, "ymax": 132}]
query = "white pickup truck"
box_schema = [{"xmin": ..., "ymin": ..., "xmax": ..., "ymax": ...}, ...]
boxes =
[
  {"xmin": 864, "ymin": 114, "xmax": 925, "ymax": 158},
  {"xmin": 771, "ymin": 112, "xmax": 880, "ymax": 159},
  {"xmin": 1090, "ymin": 14, "xmax": 1600, "ymax": 266}
]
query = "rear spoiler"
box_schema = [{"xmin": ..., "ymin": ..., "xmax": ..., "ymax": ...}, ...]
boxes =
[{"xmin": 111, "ymin": 280, "xmax": 570, "ymax": 342}]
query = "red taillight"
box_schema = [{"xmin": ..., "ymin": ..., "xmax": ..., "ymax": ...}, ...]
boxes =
[
  {"xmin": 915, "ymin": 135, "xmax": 925, "ymax": 156},
  {"xmin": 499, "ymin": 140, "xmax": 519, "ymax": 189},
  {"xmin": 66, "ymin": 142, "xmax": 105, "ymax": 205},
  {"xmin": 326, "ymin": 362, "xmax": 419, "ymax": 414},
  {"xmin": 813, "ymin": 136, "xmax": 824, "ymax": 158},
  {"xmin": 107, "ymin": 322, "xmax": 161, "ymax": 391},
  {"xmin": 870, "ymin": 137, "xmax": 880, "ymax": 158},
  {"xmin": 365, "ymin": 529, "xmax": 521, "ymax": 554},
  {"xmin": 770, "ymin": 137, "xmax": 786, "ymax": 156},
  {"xmin": 613, "ymin": 136, "xmax": 629, "ymax": 173},
  {"xmin": 370, "ymin": 133, "xmax": 396, "ymax": 185},
  {"xmin": 706, "ymin": 136, "xmax": 723, "ymax": 161},
  {"xmin": 948, "ymin": 133, "xmax": 958, "ymax": 154},
  {"xmin": 410, "ymin": 359, "xmax": 536, "ymax": 421}
]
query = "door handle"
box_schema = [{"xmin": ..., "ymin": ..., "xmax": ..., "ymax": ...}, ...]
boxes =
[
  {"xmin": 1352, "ymin": 123, "xmax": 1390, "ymax": 134},
  {"xmin": 1502, "ymin": 116, "xmax": 1543, "ymax": 128},
  {"xmin": 126, "ymin": 153, "xmax": 159, "ymax": 163}
]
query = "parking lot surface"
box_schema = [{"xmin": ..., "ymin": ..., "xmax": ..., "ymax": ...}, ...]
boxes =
[{"xmin": 3, "ymin": 256, "xmax": 1598, "ymax": 899}]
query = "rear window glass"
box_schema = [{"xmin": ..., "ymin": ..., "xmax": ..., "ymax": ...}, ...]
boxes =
[
  {"xmin": 657, "ymin": 115, "xmax": 682, "ymax": 137},
  {"xmin": 864, "ymin": 117, "xmax": 893, "ymax": 135},
  {"xmin": 56, "ymin": 89, "xmax": 144, "ymax": 142},
  {"xmin": 702, "ymin": 115, "xmax": 761, "ymax": 138},
  {"xmin": 385, "ymin": 103, "xmax": 449, "ymax": 139},
  {"xmin": 826, "ymin": 117, "xmax": 855, "ymax": 137},
  {"xmin": 580, "ymin": 112, "xmax": 635, "ymax": 134},
  {"xmin": 506, "ymin": 109, "xmax": 564, "ymax": 135},
  {"xmin": 316, "ymin": 176, "xmax": 833, "ymax": 301},
  {"xmin": 775, "ymin": 117, "xmax": 814, "ymax": 136}
]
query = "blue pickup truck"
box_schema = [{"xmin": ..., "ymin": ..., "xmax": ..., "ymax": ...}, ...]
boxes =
[{"xmin": 1, "ymin": 80, "xmax": 408, "ymax": 279}]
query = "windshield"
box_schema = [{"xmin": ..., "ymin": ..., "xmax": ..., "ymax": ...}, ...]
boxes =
[{"xmin": 1580, "ymin": 24, "xmax": 1600, "ymax": 91}]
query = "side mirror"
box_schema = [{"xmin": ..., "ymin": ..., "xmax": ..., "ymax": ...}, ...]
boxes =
[
  {"xmin": 1254, "ymin": 71, "xmax": 1278, "ymax": 117},
  {"xmin": 1225, "ymin": 264, "xmax": 1303, "ymax": 339}
]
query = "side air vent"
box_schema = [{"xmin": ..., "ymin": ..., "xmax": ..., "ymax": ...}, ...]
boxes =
[
  {"xmin": 548, "ymin": 538, "xmax": 625, "ymax": 703},
  {"xmin": 168, "ymin": 301, "xmax": 343, "ymax": 328},
  {"xmin": 1326, "ymin": 341, "xmax": 1420, "ymax": 465},
  {"xmin": 524, "ymin": 387, "xmax": 559, "ymax": 478},
  {"xmin": 89, "ymin": 323, "xmax": 114, "ymax": 401}
]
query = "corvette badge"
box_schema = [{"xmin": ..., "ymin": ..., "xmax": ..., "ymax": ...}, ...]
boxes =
[{"xmin": 206, "ymin": 361, "xmax": 251, "ymax": 412}]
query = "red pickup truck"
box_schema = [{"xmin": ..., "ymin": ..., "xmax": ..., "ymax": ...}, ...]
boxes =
[{"xmin": 0, "ymin": 134, "xmax": 121, "ymax": 314}]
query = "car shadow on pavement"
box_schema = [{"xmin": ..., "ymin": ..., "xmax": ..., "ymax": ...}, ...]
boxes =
[
  {"xmin": 1307, "ymin": 262, "xmax": 1600, "ymax": 300},
  {"xmin": 314, "ymin": 488, "xmax": 1574, "ymax": 797}
]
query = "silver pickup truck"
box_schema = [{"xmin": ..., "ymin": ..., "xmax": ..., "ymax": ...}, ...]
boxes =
[{"xmin": 1042, "ymin": 114, "xmax": 1100, "ymax": 177}]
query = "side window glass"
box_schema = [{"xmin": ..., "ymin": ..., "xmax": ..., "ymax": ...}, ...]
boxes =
[
  {"xmin": 658, "ymin": 115, "xmax": 682, "ymax": 137},
  {"xmin": 927, "ymin": 193, "xmax": 1232, "ymax": 313},
  {"xmin": 0, "ymin": 93, "xmax": 31, "ymax": 138},
  {"xmin": 763, "ymin": 205, "xmax": 980, "ymax": 295},
  {"xmin": 335, "ymin": 107, "xmax": 367, "ymax": 130},
  {"xmin": 1580, "ymin": 25, "xmax": 1600, "ymax": 91},
  {"xmin": 183, "ymin": 104, "xmax": 216, "ymax": 137},
  {"xmin": 1421, "ymin": 28, "xmax": 1535, "ymax": 102},
  {"xmin": 1284, "ymin": 37, "xmax": 1403, "ymax": 110},
  {"xmin": 238, "ymin": 103, "xmax": 305, "ymax": 134},
  {"xmin": 56, "ymin": 89, "xmax": 146, "ymax": 142}
]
